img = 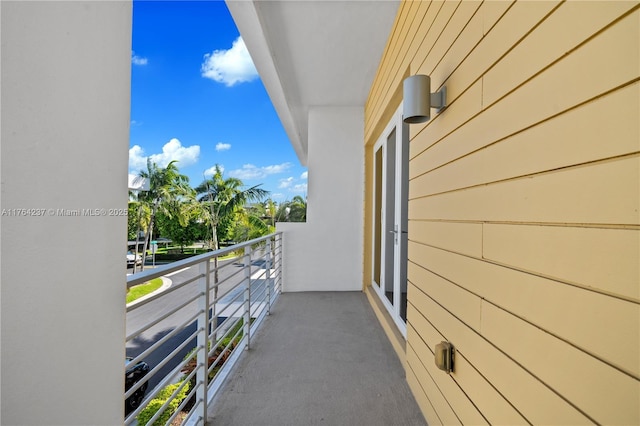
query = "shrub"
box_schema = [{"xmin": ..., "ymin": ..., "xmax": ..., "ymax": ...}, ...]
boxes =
[{"xmin": 137, "ymin": 380, "xmax": 190, "ymax": 426}]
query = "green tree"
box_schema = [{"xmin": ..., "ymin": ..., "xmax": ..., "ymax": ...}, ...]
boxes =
[
  {"xmin": 155, "ymin": 202, "xmax": 201, "ymax": 252},
  {"xmin": 231, "ymin": 208, "xmax": 272, "ymax": 242},
  {"xmin": 276, "ymin": 195, "xmax": 307, "ymax": 222},
  {"xmin": 194, "ymin": 165, "xmax": 269, "ymax": 251},
  {"xmin": 127, "ymin": 200, "xmax": 150, "ymax": 241},
  {"xmin": 135, "ymin": 159, "xmax": 192, "ymax": 269}
]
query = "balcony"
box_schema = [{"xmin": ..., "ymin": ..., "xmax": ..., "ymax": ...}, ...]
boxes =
[{"xmin": 126, "ymin": 232, "xmax": 425, "ymax": 426}]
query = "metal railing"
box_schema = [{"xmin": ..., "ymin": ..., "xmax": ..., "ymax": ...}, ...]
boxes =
[{"xmin": 125, "ymin": 232, "xmax": 283, "ymax": 426}]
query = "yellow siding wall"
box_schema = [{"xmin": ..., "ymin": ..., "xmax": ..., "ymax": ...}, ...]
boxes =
[{"xmin": 365, "ymin": 1, "xmax": 640, "ymax": 424}]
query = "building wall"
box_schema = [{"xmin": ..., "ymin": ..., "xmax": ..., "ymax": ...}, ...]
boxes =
[
  {"xmin": 277, "ymin": 106, "xmax": 364, "ymax": 292},
  {"xmin": 365, "ymin": 1, "xmax": 640, "ymax": 424},
  {"xmin": 1, "ymin": 2, "xmax": 131, "ymax": 424}
]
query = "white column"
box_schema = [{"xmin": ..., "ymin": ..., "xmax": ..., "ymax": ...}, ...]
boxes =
[
  {"xmin": 277, "ymin": 106, "xmax": 364, "ymax": 292},
  {"xmin": 1, "ymin": 2, "xmax": 132, "ymax": 424}
]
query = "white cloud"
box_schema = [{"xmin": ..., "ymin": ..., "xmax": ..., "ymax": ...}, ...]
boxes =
[
  {"xmin": 131, "ymin": 51, "xmax": 148, "ymax": 66},
  {"xmin": 278, "ymin": 177, "xmax": 294, "ymax": 189},
  {"xmin": 129, "ymin": 145, "xmax": 147, "ymax": 171},
  {"xmin": 215, "ymin": 143, "xmax": 231, "ymax": 152},
  {"xmin": 204, "ymin": 165, "xmax": 225, "ymax": 177},
  {"xmin": 129, "ymin": 138, "xmax": 200, "ymax": 172},
  {"xmin": 228, "ymin": 162, "xmax": 292, "ymax": 180},
  {"xmin": 291, "ymin": 183, "xmax": 308, "ymax": 194},
  {"xmin": 201, "ymin": 37, "xmax": 258, "ymax": 87},
  {"xmin": 300, "ymin": 171, "xmax": 308, "ymax": 180}
]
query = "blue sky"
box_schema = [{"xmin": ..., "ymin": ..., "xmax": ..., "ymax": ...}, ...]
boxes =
[{"xmin": 129, "ymin": 1, "xmax": 307, "ymax": 201}]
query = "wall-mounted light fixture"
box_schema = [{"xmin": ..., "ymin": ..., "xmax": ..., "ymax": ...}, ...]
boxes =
[
  {"xmin": 434, "ymin": 341, "xmax": 454, "ymax": 374},
  {"xmin": 403, "ymin": 74, "xmax": 446, "ymax": 124}
]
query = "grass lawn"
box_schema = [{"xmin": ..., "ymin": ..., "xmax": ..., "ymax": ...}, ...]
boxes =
[{"xmin": 126, "ymin": 277, "xmax": 163, "ymax": 304}]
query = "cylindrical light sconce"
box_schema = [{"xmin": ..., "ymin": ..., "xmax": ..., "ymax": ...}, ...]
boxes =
[{"xmin": 403, "ymin": 74, "xmax": 446, "ymax": 124}]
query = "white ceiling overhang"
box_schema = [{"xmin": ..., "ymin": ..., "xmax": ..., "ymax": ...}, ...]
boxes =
[{"xmin": 226, "ymin": 0, "xmax": 400, "ymax": 166}]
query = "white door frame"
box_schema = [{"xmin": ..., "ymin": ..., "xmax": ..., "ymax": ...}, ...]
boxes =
[{"xmin": 371, "ymin": 103, "xmax": 408, "ymax": 337}]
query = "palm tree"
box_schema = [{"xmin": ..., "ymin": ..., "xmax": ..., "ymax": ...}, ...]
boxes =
[
  {"xmin": 127, "ymin": 198, "xmax": 151, "ymax": 272},
  {"xmin": 135, "ymin": 159, "xmax": 192, "ymax": 270},
  {"xmin": 194, "ymin": 165, "xmax": 269, "ymax": 251},
  {"xmin": 276, "ymin": 195, "xmax": 307, "ymax": 222}
]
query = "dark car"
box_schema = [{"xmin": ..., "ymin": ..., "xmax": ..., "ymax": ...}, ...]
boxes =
[{"xmin": 125, "ymin": 357, "xmax": 150, "ymax": 413}]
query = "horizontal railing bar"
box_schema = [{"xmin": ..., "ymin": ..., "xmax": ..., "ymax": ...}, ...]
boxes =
[
  {"xmin": 217, "ymin": 282, "xmax": 248, "ymax": 308},
  {"xmin": 211, "ymin": 281, "xmax": 243, "ymax": 306},
  {"xmin": 253, "ymin": 282, "xmax": 269, "ymax": 303},
  {"xmin": 145, "ymin": 369, "xmax": 196, "ymax": 426},
  {"xmin": 249, "ymin": 282, "xmax": 269, "ymax": 307},
  {"xmin": 207, "ymin": 320, "xmax": 245, "ymax": 375},
  {"xmin": 211, "ymin": 295, "xmax": 245, "ymax": 325},
  {"xmin": 127, "ymin": 292, "xmax": 203, "ymax": 342},
  {"xmin": 210, "ymin": 267, "xmax": 243, "ymax": 289},
  {"xmin": 125, "ymin": 232, "xmax": 282, "ymax": 424},
  {"xmin": 127, "ymin": 354, "xmax": 199, "ymax": 423},
  {"xmin": 125, "ymin": 340, "xmax": 200, "ymax": 414},
  {"xmin": 126, "ymin": 273, "xmax": 204, "ymax": 313},
  {"xmin": 168, "ymin": 380, "xmax": 202, "ymax": 426},
  {"xmin": 209, "ymin": 313, "xmax": 243, "ymax": 346},
  {"xmin": 210, "ymin": 257, "xmax": 239, "ymax": 272},
  {"xmin": 251, "ymin": 267, "xmax": 269, "ymax": 281},
  {"xmin": 134, "ymin": 329, "xmax": 202, "ymax": 404},
  {"xmin": 127, "ymin": 233, "xmax": 280, "ymax": 287},
  {"xmin": 127, "ymin": 309, "xmax": 202, "ymax": 369}
]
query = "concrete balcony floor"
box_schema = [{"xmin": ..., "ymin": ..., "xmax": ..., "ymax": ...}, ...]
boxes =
[{"xmin": 208, "ymin": 292, "xmax": 426, "ymax": 425}]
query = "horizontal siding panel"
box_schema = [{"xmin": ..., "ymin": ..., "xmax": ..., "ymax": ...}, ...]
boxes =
[
  {"xmin": 409, "ymin": 283, "xmax": 593, "ymax": 424},
  {"xmin": 407, "ymin": 323, "xmax": 489, "ymax": 425},
  {"xmin": 434, "ymin": 0, "xmax": 560, "ymax": 108},
  {"xmin": 409, "ymin": 82, "xmax": 640, "ymax": 197},
  {"xmin": 409, "ymin": 241, "xmax": 640, "ymax": 378},
  {"xmin": 409, "ymin": 155, "xmax": 640, "ymax": 225},
  {"xmin": 482, "ymin": 302, "xmax": 640, "ymax": 425},
  {"xmin": 409, "ymin": 79, "xmax": 483, "ymax": 164},
  {"xmin": 411, "ymin": 10, "xmax": 640, "ymax": 175},
  {"xmin": 483, "ymin": 0, "xmax": 638, "ymax": 106},
  {"xmin": 481, "ymin": 0, "xmax": 515, "ymax": 35},
  {"xmin": 406, "ymin": 362, "xmax": 442, "ymax": 426},
  {"xmin": 414, "ymin": 0, "xmax": 480, "ymax": 76},
  {"xmin": 407, "ymin": 298, "xmax": 529, "ymax": 425},
  {"xmin": 366, "ymin": 1, "xmax": 432, "ymax": 144},
  {"xmin": 406, "ymin": 1, "xmax": 514, "ymax": 148},
  {"xmin": 424, "ymin": 0, "xmax": 514, "ymax": 115},
  {"xmin": 364, "ymin": 0, "xmax": 408, "ymax": 142},
  {"xmin": 408, "ymin": 220, "xmax": 482, "ymax": 257},
  {"xmin": 408, "ymin": 261, "xmax": 482, "ymax": 331},
  {"xmin": 409, "ymin": 0, "xmax": 460, "ymax": 76},
  {"xmin": 484, "ymin": 224, "xmax": 640, "ymax": 301},
  {"xmin": 406, "ymin": 344, "xmax": 461, "ymax": 425},
  {"xmin": 427, "ymin": 0, "xmax": 485, "ymax": 93}
]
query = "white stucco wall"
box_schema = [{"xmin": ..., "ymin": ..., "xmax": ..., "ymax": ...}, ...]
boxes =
[
  {"xmin": 277, "ymin": 107, "xmax": 364, "ymax": 292},
  {"xmin": 1, "ymin": 2, "xmax": 131, "ymax": 424}
]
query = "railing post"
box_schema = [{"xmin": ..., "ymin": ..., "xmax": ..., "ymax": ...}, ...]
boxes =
[
  {"xmin": 195, "ymin": 259, "xmax": 210, "ymax": 422},
  {"xmin": 243, "ymin": 245, "xmax": 251, "ymax": 350},
  {"xmin": 266, "ymin": 237, "xmax": 272, "ymax": 314},
  {"xmin": 276, "ymin": 233, "xmax": 282, "ymax": 294},
  {"xmin": 212, "ymin": 256, "xmax": 218, "ymax": 344}
]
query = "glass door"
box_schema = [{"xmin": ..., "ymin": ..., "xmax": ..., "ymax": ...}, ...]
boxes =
[{"xmin": 372, "ymin": 104, "xmax": 408, "ymax": 335}]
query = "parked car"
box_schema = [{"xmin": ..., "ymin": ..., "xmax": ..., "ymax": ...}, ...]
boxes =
[
  {"xmin": 127, "ymin": 250, "xmax": 142, "ymax": 267},
  {"xmin": 125, "ymin": 357, "xmax": 150, "ymax": 413}
]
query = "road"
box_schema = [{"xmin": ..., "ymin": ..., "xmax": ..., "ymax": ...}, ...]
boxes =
[{"xmin": 125, "ymin": 255, "xmax": 270, "ymax": 392}]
